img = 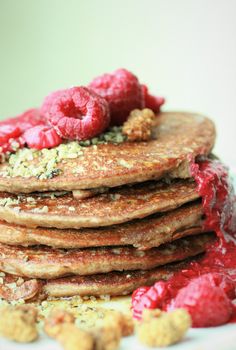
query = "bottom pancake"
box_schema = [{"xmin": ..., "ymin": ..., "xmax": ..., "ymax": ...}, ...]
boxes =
[
  {"xmin": 0, "ymin": 259, "xmax": 201, "ymax": 302},
  {"xmin": 0, "ymin": 233, "xmax": 215, "ymax": 279},
  {"xmin": 43, "ymin": 262, "xmax": 188, "ymax": 298}
]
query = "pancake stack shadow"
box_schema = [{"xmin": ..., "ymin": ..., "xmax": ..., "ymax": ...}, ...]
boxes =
[{"xmin": 0, "ymin": 112, "xmax": 217, "ymax": 302}]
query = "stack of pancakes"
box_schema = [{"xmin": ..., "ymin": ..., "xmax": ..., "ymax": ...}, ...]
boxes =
[{"xmin": 0, "ymin": 112, "xmax": 216, "ymax": 301}]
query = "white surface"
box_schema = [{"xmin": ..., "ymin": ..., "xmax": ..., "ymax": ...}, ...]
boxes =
[{"xmin": 0, "ymin": 324, "xmax": 236, "ymax": 350}]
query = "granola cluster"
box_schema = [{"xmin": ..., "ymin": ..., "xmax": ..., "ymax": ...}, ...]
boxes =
[
  {"xmin": 122, "ymin": 108, "xmax": 156, "ymax": 142},
  {"xmin": 137, "ymin": 308, "xmax": 191, "ymax": 347},
  {"xmin": 0, "ymin": 301, "xmax": 192, "ymax": 349},
  {"xmin": 44, "ymin": 308, "xmax": 134, "ymax": 350},
  {"xmin": 0, "ymin": 305, "xmax": 38, "ymax": 342}
]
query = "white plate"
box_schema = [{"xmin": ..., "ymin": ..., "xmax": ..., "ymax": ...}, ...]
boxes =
[
  {"xmin": 1, "ymin": 297, "xmax": 236, "ymax": 350},
  {"xmin": 1, "ymin": 320, "xmax": 236, "ymax": 350},
  {"xmin": 1, "ymin": 176, "xmax": 236, "ymax": 350}
]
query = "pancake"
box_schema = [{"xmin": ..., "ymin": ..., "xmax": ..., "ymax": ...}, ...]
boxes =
[
  {"xmin": 0, "ymin": 259, "xmax": 202, "ymax": 301},
  {"xmin": 0, "ymin": 202, "xmax": 204, "ymax": 249},
  {"xmin": 42, "ymin": 262, "xmax": 192, "ymax": 298},
  {"xmin": 0, "ymin": 233, "xmax": 215, "ymax": 279},
  {"xmin": 0, "ymin": 112, "xmax": 215, "ymax": 193},
  {"xmin": 0, "ymin": 179, "xmax": 200, "ymax": 229}
]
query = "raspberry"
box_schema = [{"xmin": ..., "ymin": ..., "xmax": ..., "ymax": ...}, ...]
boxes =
[
  {"xmin": 172, "ymin": 274, "xmax": 234, "ymax": 327},
  {"xmin": 16, "ymin": 108, "xmax": 46, "ymax": 131},
  {"xmin": 0, "ymin": 125, "xmax": 21, "ymax": 146},
  {"xmin": 46, "ymin": 87, "xmax": 110, "ymax": 140},
  {"xmin": 132, "ymin": 286, "xmax": 150, "ymax": 309},
  {"xmin": 141, "ymin": 84, "xmax": 165, "ymax": 113},
  {"xmin": 89, "ymin": 68, "xmax": 144, "ymax": 125},
  {"xmin": 132, "ymin": 281, "xmax": 170, "ymax": 320},
  {"xmin": 0, "ymin": 109, "xmax": 46, "ymax": 159},
  {"xmin": 0, "ymin": 109, "xmax": 46, "ymax": 132},
  {"xmin": 40, "ymin": 90, "xmax": 63, "ymax": 118},
  {"xmin": 23, "ymin": 125, "xmax": 62, "ymax": 150},
  {"xmin": 201, "ymin": 273, "xmax": 236, "ymax": 300}
]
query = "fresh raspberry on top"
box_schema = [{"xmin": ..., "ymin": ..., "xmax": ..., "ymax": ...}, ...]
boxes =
[
  {"xmin": 0, "ymin": 125, "xmax": 21, "ymax": 146},
  {"xmin": 0, "ymin": 108, "xmax": 46, "ymax": 159},
  {"xmin": 89, "ymin": 68, "xmax": 144, "ymax": 125},
  {"xmin": 171, "ymin": 273, "xmax": 234, "ymax": 327},
  {"xmin": 142, "ymin": 84, "xmax": 165, "ymax": 113},
  {"xmin": 16, "ymin": 108, "xmax": 46, "ymax": 131},
  {"xmin": 23, "ymin": 125, "xmax": 62, "ymax": 150},
  {"xmin": 0, "ymin": 108, "xmax": 45, "ymax": 133},
  {"xmin": 40, "ymin": 90, "xmax": 64, "ymax": 118},
  {"xmin": 46, "ymin": 87, "xmax": 110, "ymax": 140}
]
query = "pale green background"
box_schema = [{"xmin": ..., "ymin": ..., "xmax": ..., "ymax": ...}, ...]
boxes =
[{"xmin": 0, "ymin": 0, "xmax": 235, "ymax": 167}]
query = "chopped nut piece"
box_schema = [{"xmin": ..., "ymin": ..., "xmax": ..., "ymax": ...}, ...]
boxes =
[
  {"xmin": 122, "ymin": 108, "xmax": 156, "ymax": 142},
  {"xmin": 57, "ymin": 324, "xmax": 94, "ymax": 350},
  {"xmin": 137, "ymin": 308, "xmax": 191, "ymax": 347},
  {"xmin": 93, "ymin": 323, "xmax": 121, "ymax": 350},
  {"xmin": 44, "ymin": 309, "xmax": 75, "ymax": 338},
  {"xmin": 0, "ymin": 305, "xmax": 38, "ymax": 342},
  {"xmin": 103, "ymin": 310, "xmax": 134, "ymax": 337}
]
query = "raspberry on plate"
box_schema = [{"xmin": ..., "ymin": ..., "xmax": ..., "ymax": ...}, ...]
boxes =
[
  {"xmin": 46, "ymin": 87, "xmax": 110, "ymax": 140},
  {"xmin": 132, "ymin": 281, "xmax": 170, "ymax": 320},
  {"xmin": 23, "ymin": 125, "xmax": 62, "ymax": 150},
  {"xmin": 171, "ymin": 273, "xmax": 234, "ymax": 327},
  {"xmin": 89, "ymin": 68, "xmax": 144, "ymax": 125},
  {"xmin": 132, "ymin": 286, "xmax": 150, "ymax": 309},
  {"xmin": 141, "ymin": 84, "xmax": 165, "ymax": 113}
]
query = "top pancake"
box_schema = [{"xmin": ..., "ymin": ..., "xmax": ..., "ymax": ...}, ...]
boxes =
[{"xmin": 0, "ymin": 112, "xmax": 215, "ymax": 193}]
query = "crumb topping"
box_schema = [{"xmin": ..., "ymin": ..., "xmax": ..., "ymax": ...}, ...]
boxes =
[
  {"xmin": 0, "ymin": 127, "xmax": 127, "ymax": 179},
  {"xmin": 0, "ymin": 111, "xmax": 157, "ymax": 180},
  {"xmin": 122, "ymin": 108, "xmax": 156, "ymax": 142},
  {"xmin": 0, "ymin": 142, "xmax": 84, "ymax": 179},
  {"xmin": 79, "ymin": 126, "xmax": 126, "ymax": 146}
]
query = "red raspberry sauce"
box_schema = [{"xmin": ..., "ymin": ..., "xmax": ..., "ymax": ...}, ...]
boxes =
[{"xmin": 132, "ymin": 158, "xmax": 236, "ymax": 323}]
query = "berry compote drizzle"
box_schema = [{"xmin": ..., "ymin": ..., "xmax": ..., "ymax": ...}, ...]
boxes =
[{"xmin": 132, "ymin": 157, "xmax": 236, "ymax": 322}]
